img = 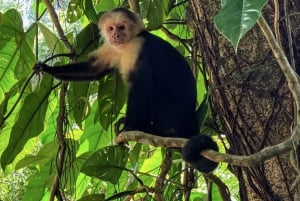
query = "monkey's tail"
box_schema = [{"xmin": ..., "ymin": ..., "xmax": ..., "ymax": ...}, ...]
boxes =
[{"xmin": 182, "ymin": 135, "xmax": 219, "ymax": 173}]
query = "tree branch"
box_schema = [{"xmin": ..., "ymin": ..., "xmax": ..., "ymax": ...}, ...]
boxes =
[
  {"xmin": 128, "ymin": 0, "xmax": 140, "ymax": 14},
  {"xmin": 115, "ymin": 131, "xmax": 295, "ymax": 167},
  {"xmin": 42, "ymin": 0, "xmax": 75, "ymax": 53},
  {"xmin": 42, "ymin": 0, "xmax": 74, "ymax": 200},
  {"xmin": 257, "ymin": 16, "xmax": 300, "ymax": 142}
]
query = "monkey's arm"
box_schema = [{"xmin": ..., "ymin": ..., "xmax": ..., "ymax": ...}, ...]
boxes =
[{"xmin": 33, "ymin": 62, "xmax": 113, "ymax": 81}]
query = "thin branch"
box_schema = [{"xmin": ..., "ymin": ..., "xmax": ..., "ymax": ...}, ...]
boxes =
[
  {"xmin": 42, "ymin": 0, "xmax": 74, "ymax": 200},
  {"xmin": 160, "ymin": 26, "xmax": 192, "ymax": 50},
  {"xmin": 273, "ymin": 0, "xmax": 281, "ymax": 45},
  {"xmin": 283, "ymin": 0, "xmax": 296, "ymax": 69},
  {"xmin": 42, "ymin": 0, "xmax": 75, "ymax": 53},
  {"xmin": 115, "ymin": 131, "xmax": 294, "ymax": 167},
  {"xmin": 128, "ymin": 0, "xmax": 140, "ymax": 14}
]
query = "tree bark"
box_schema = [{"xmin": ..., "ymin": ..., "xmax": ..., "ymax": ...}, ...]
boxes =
[{"xmin": 190, "ymin": 0, "xmax": 300, "ymax": 200}]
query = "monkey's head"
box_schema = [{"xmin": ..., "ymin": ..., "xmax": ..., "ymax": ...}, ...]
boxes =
[{"xmin": 99, "ymin": 8, "xmax": 144, "ymax": 47}]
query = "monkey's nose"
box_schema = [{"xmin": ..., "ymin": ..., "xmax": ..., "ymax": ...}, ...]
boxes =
[{"xmin": 113, "ymin": 34, "xmax": 120, "ymax": 39}]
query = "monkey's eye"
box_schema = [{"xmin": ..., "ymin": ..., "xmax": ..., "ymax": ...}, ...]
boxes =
[
  {"xmin": 118, "ymin": 25, "xmax": 126, "ymax": 31},
  {"xmin": 107, "ymin": 26, "xmax": 114, "ymax": 32}
]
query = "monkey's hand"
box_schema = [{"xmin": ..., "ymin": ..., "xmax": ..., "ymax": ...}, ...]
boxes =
[{"xmin": 33, "ymin": 62, "xmax": 48, "ymax": 73}]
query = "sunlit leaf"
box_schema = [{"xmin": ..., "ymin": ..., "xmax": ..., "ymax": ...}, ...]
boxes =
[
  {"xmin": 81, "ymin": 145, "xmax": 129, "ymax": 184},
  {"xmin": 22, "ymin": 162, "xmax": 55, "ymax": 201},
  {"xmin": 15, "ymin": 141, "xmax": 58, "ymax": 170},
  {"xmin": 1, "ymin": 76, "xmax": 52, "ymax": 168},
  {"xmin": 94, "ymin": 0, "xmax": 117, "ymax": 13},
  {"xmin": 83, "ymin": 0, "xmax": 99, "ymax": 24},
  {"xmin": 0, "ymin": 9, "xmax": 34, "ymax": 102},
  {"xmin": 38, "ymin": 22, "xmax": 68, "ymax": 60}
]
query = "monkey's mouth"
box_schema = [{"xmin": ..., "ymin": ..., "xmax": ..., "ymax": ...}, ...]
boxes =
[{"xmin": 111, "ymin": 40, "xmax": 125, "ymax": 46}]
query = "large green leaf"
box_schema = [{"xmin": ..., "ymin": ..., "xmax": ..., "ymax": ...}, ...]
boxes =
[
  {"xmin": 97, "ymin": 72, "xmax": 126, "ymax": 130},
  {"xmin": 1, "ymin": 76, "xmax": 53, "ymax": 168},
  {"xmin": 214, "ymin": 0, "xmax": 267, "ymax": 51},
  {"xmin": 81, "ymin": 145, "xmax": 129, "ymax": 184},
  {"xmin": 38, "ymin": 22, "xmax": 68, "ymax": 59},
  {"xmin": 75, "ymin": 22, "xmax": 99, "ymax": 61},
  {"xmin": 0, "ymin": 9, "xmax": 35, "ymax": 103},
  {"xmin": 79, "ymin": 101, "xmax": 110, "ymax": 152},
  {"xmin": 68, "ymin": 82, "xmax": 91, "ymax": 128},
  {"xmin": 15, "ymin": 141, "xmax": 58, "ymax": 170},
  {"xmin": 140, "ymin": 0, "xmax": 166, "ymax": 30},
  {"xmin": 0, "ymin": 9, "xmax": 23, "ymax": 45},
  {"xmin": 94, "ymin": 0, "xmax": 117, "ymax": 13},
  {"xmin": 21, "ymin": 161, "xmax": 55, "ymax": 201},
  {"xmin": 83, "ymin": 0, "xmax": 99, "ymax": 24}
]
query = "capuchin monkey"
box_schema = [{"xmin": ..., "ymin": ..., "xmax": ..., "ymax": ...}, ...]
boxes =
[{"xmin": 33, "ymin": 8, "xmax": 218, "ymax": 173}]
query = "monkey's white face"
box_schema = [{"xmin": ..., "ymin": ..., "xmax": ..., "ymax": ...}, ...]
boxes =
[
  {"xmin": 98, "ymin": 12, "xmax": 144, "ymax": 48},
  {"xmin": 105, "ymin": 22, "xmax": 129, "ymax": 46}
]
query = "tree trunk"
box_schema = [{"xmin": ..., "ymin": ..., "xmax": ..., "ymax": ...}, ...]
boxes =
[{"xmin": 190, "ymin": 0, "xmax": 300, "ymax": 200}]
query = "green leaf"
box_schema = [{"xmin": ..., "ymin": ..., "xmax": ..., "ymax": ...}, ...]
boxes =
[
  {"xmin": 140, "ymin": 0, "xmax": 166, "ymax": 29},
  {"xmin": 0, "ymin": 9, "xmax": 23, "ymax": 43},
  {"xmin": 0, "ymin": 9, "xmax": 35, "ymax": 102},
  {"xmin": 68, "ymin": 82, "xmax": 91, "ymax": 128},
  {"xmin": 38, "ymin": 22, "xmax": 68, "ymax": 58},
  {"xmin": 97, "ymin": 72, "xmax": 126, "ymax": 130},
  {"xmin": 1, "ymin": 76, "xmax": 52, "ymax": 168},
  {"xmin": 196, "ymin": 94, "xmax": 209, "ymax": 129},
  {"xmin": 77, "ymin": 194, "xmax": 105, "ymax": 201},
  {"xmin": 0, "ymin": 82, "xmax": 19, "ymax": 125},
  {"xmin": 79, "ymin": 101, "xmax": 111, "ymax": 152},
  {"xmin": 15, "ymin": 141, "xmax": 58, "ymax": 170},
  {"xmin": 75, "ymin": 23, "xmax": 99, "ymax": 60},
  {"xmin": 81, "ymin": 145, "xmax": 129, "ymax": 184},
  {"xmin": 33, "ymin": 1, "xmax": 47, "ymax": 18},
  {"xmin": 83, "ymin": 0, "xmax": 99, "ymax": 24},
  {"xmin": 214, "ymin": 0, "xmax": 268, "ymax": 52},
  {"xmin": 94, "ymin": 0, "xmax": 117, "ymax": 13},
  {"xmin": 67, "ymin": 0, "xmax": 83, "ymax": 23},
  {"xmin": 22, "ymin": 162, "xmax": 55, "ymax": 201}
]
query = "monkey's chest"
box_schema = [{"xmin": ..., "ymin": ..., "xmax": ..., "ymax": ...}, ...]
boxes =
[{"xmin": 118, "ymin": 37, "xmax": 144, "ymax": 80}]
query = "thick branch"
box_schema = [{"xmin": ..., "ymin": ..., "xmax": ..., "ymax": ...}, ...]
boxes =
[{"xmin": 115, "ymin": 131, "xmax": 295, "ymax": 167}]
